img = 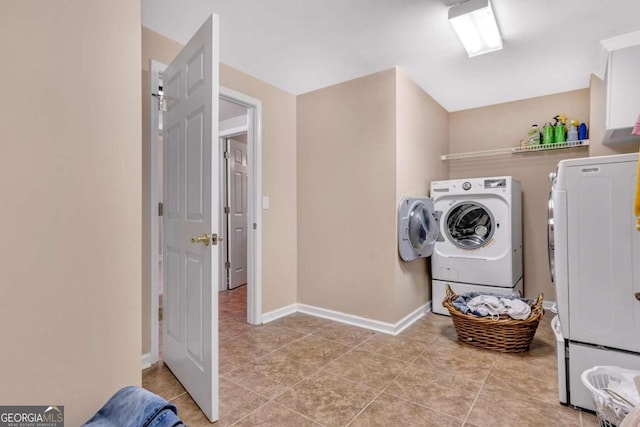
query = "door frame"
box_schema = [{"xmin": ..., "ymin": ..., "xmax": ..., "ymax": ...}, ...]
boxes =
[
  {"xmin": 146, "ymin": 61, "xmax": 263, "ymax": 367},
  {"xmin": 219, "ymin": 86, "xmax": 263, "ymax": 326}
]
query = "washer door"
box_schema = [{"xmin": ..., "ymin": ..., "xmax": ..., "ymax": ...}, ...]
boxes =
[
  {"xmin": 444, "ymin": 201, "xmax": 495, "ymax": 249},
  {"xmin": 398, "ymin": 197, "xmax": 439, "ymax": 262}
]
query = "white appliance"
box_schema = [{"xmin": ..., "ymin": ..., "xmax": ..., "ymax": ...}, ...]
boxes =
[
  {"xmin": 430, "ymin": 176, "xmax": 523, "ymax": 315},
  {"xmin": 549, "ymin": 153, "xmax": 640, "ymax": 410}
]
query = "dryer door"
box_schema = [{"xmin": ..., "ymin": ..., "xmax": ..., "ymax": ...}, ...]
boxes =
[
  {"xmin": 398, "ymin": 197, "xmax": 439, "ymax": 262},
  {"xmin": 444, "ymin": 201, "xmax": 495, "ymax": 250}
]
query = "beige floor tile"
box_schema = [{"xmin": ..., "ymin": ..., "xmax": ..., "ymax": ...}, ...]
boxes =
[
  {"xmin": 225, "ymin": 352, "xmax": 318, "ymax": 398},
  {"xmin": 486, "ymin": 353, "xmax": 559, "ymax": 404},
  {"xmin": 355, "ymin": 332, "xmax": 428, "ymax": 363},
  {"xmin": 144, "ymin": 287, "xmax": 584, "ymax": 427},
  {"xmin": 580, "ymin": 411, "xmax": 600, "ymax": 427},
  {"xmin": 424, "ymin": 334, "xmax": 497, "ymax": 366},
  {"xmin": 219, "ymin": 337, "xmax": 269, "ymax": 375},
  {"xmin": 267, "ymin": 312, "xmax": 334, "ymax": 334},
  {"xmin": 322, "ymin": 348, "xmax": 408, "ymax": 390},
  {"xmin": 233, "ymin": 324, "xmax": 306, "ymax": 352},
  {"xmin": 385, "ymin": 361, "xmax": 483, "ymax": 419},
  {"xmin": 233, "ymin": 401, "xmax": 322, "ymax": 427},
  {"xmin": 168, "ymin": 378, "xmax": 268, "ymax": 427},
  {"xmin": 141, "ymin": 362, "xmax": 186, "ymax": 401},
  {"xmin": 217, "ymin": 378, "xmax": 268, "ymax": 427},
  {"xmin": 311, "ymin": 322, "xmax": 376, "ymax": 347},
  {"xmin": 219, "ymin": 315, "xmax": 254, "ymax": 339},
  {"xmin": 466, "ymin": 383, "xmax": 581, "ymax": 427},
  {"xmin": 348, "ymin": 392, "xmax": 464, "ymax": 427},
  {"xmin": 271, "ymin": 334, "xmax": 351, "ymax": 370},
  {"xmin": 170, "ymin": 392, "xmax": 212, "ymax": 426},
  {"xmin": 412, "ymin": 350, "xmax": 494, "ymax": 383},
  {"xmin": 276, "ymin": 371, "xmax": 378, "ymax": 426}
]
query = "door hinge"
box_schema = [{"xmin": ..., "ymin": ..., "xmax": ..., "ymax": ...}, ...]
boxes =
[
  {"xmin": 253, "ymin": 223, "xmax": 257, "ymax": 230},
  {"xmin": 151, "ymin": 90, "xmax": 167, "ymax": 112},
  {"xmin": 224, "ymin": 151, "xmax": 230, "ymax": 159},
  {"xmin": 158, "ymin": 202, "xmax": 163, "ymax": 217},
  {"xmin": 224, "ymin": 206, "xmax": 230, "ymax": 214},
  {"xmin": 564, "ymin": 345, "xmax": 569, "ymax": 359},
  {"xmin": 224, "ymin": 261, "xmax": 231, "ymax": 270}
]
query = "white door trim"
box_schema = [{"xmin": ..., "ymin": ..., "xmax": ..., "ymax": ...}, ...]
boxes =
[
  {"xmin": 219, "ymin": 86, "xmax": 263, "ymax": 326},
  {"xmin": 148, "ymin": 59, "xmax": 166, "ymax": 367}
]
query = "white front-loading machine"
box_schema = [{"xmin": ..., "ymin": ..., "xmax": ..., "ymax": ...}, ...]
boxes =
[
  {"xmin": 430, "ymin": 177, "xmax": 523, "ymax": 315},
  {"xmin": 549, "ymin": 153, "xmax": 640, "ymax": 411}
]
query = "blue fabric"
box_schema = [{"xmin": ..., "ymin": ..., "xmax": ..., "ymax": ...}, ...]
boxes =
[
  {"xmin": 83, "ymin": 386, "xmax": 184, "ymax": 427},
  {"xmin": 452, "ymin": 291, "xmax": 533, "ymax": 316}
]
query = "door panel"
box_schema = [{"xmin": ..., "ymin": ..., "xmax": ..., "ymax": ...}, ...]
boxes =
[
  {"xmin": 162, "ymin": 14, "xmax": 219, "ymax": 422},
  {"xmin": 228, "ymin": 138, "xmax": 248, "ymax": 289}
]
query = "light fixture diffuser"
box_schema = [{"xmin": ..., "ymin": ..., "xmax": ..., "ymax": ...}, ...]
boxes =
[{"xmin": 449, "ymin": 0, "xmax": 502, "ymax": 57}]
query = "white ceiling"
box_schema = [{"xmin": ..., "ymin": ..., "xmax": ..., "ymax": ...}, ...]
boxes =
[{"xmin": 142, "ymin": 0, "xmax": 640, "ymax": 112}]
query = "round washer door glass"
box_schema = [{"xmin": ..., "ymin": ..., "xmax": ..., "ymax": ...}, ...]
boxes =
[
  {"xmin": 408, "ymin": 202, "xmax": 439, "ymax": 251},
  {"xmin": 445, "ymin": 202, "xmax": 495, "ymax": 249}
]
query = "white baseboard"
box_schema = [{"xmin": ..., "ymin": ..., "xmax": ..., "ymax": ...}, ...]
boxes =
[
  {"xmin": 261, "ymin": 303, "xmax": 297, "ymax": 324},
  {"xmin": 296, "ymin": 302, "xmax": 430, "ymax": 336},
  {"xmin": 142, "ymin": 352, "xmax": 153, "ymax": 370},
  {"xmin": 543, "ymin": 300, "xmax": 557, "ymax": 313}
]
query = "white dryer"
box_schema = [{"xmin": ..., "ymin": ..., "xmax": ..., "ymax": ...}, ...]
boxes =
[
  {"xmin": 430, "ymin": 176, "xmax": 523, "ymax": 315},
  {"xmin": 549, "ymin": 153, "xmax": 640, "ymax": 411}
]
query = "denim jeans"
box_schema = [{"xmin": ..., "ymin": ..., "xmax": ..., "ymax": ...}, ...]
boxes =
[{"xmin": 83, "ymin": 386, "xmax": 184, "ymax": 427}]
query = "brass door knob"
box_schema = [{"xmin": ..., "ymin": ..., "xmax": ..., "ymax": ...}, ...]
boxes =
[
  {"xmin": 635, "ymin": 292, "xmax": 640, "ymax": 302},
  {"xmin": 191, "ymin": 233, "xmax": 211, "ymax": 246}
]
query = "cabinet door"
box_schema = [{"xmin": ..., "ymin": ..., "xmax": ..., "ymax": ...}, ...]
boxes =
[{"xmin": 606, "ymin": 44, "xmax": 640, "ymax": 141}]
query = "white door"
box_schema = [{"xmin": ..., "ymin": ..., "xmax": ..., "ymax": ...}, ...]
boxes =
[
  {"xmin": 163, "ymin": 15, "xmax": 219, "ymax": 422},
  {"xmin": 227, "ymin": 138, "xmax": 248, "ymax": 289}
]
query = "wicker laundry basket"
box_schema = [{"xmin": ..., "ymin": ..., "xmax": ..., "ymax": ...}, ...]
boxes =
[{"xmin": 442, "ymin": 284, "xmax": 544, "ymax": 353}]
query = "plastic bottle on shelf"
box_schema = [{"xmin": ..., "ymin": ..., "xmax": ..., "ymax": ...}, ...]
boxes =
[
  {"xmin": 579, "ymin": 123, "xmax": 588, "ymax": 140},
  {"xmin": 567, "ymin": 121, "xmax": 579, "ymax": 142},
  {"xmin": 528, "ymin": 124, "xmax": 541, "ymax": 146},
  {"xmin": 543, "ymin": 122, "xmax": 554, "ymax": 144},
  {"xmin": 554, "ymin": 121, "xmax": 566, "ymax": 144}
]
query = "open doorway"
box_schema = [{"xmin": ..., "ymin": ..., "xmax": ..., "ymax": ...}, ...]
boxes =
[{"xmin": 146, "ymin": 60, "xmax": 263, "ymax": 367}]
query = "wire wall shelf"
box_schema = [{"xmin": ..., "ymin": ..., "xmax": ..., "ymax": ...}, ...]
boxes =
[{"xmin": 441, "ymin": 140, "xmax": 589, "ymax": 161}]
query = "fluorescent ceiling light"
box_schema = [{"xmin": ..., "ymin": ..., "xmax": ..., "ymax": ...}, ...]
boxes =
[{"xmin": 449, "ymin": 0, "xmax": 502, "ymax": 57}]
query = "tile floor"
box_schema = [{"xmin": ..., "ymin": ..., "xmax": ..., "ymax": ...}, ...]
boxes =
[{"xmin": 142, "ymin": 286, "xmax": 598, "ymax": 426}]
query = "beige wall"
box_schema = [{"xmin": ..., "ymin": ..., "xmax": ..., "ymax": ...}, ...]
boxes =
[
  {"xmin": 0, "ymin": 2, "xmax": 141, "ymax": 425},
  {"xmin": 449, "ymin": 90, "xmax": 590, "ymax": 301},
  {"xmin": 394, "ymin": 70, "xmax": 449, "ymax": 320},
  {"xmin": 219, "ymin": 63, "xmax": 298, "ymax": 314},
  {"xmin": 141, "ymin": 28, "xmax": 298, "ymax": 355},
  {"xmin": 588, "ymin": 74, "xmax": 640, "ymax": 157},
  {"xmin": 297, "ymin": 69, "xmax": 398, "ymax": 323}
]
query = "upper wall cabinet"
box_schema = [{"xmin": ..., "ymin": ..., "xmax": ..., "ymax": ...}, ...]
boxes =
[{"xmin": 604, "ymin": 44, "xmax": 640, "ymax": 144}]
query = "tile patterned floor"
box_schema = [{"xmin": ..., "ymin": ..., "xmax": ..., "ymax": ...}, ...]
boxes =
[{"xmin": 142, "ymin": 286, "xmax": 599, "ymax": 426}]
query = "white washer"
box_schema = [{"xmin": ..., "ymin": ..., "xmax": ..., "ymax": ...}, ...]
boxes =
[
  {"xmin": 430, "ymin": 176, "xmax": 523, "ymax": 315},
  {"xmin": 549, "ymin": 153, "xmax": 640, "ymax": 410}
]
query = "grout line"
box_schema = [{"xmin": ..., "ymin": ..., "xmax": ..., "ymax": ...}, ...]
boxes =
[
  {"xmin": 167, "ymin": 391, "xmax": 187, "ymax": 402},
  {"xmin": 462, "ymin": 358, "xmax": 494, "ymax": 425}
]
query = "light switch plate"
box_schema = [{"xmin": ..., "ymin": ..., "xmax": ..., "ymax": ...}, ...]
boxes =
[{"xmin": 262, "ymin": 196, "xmax": 270, "ymax": 209}]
